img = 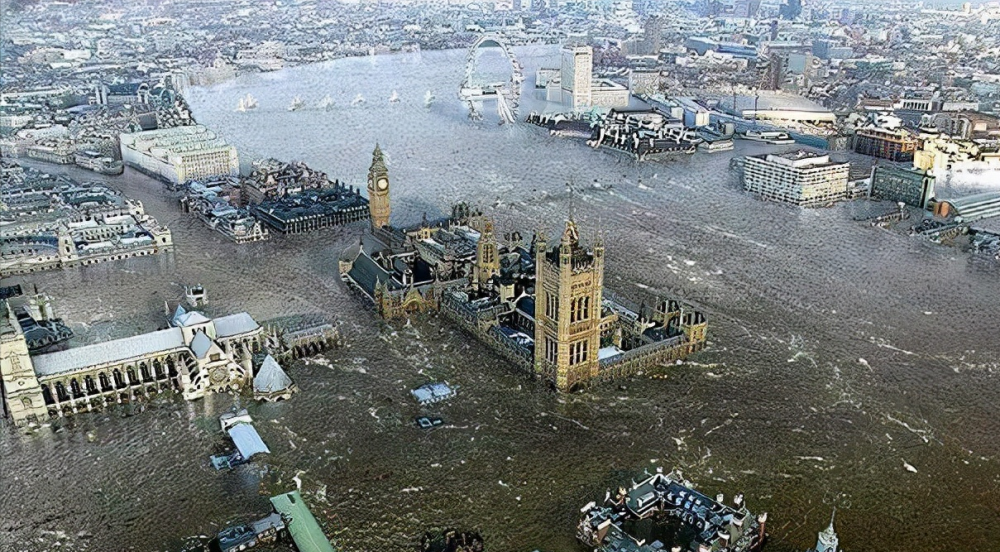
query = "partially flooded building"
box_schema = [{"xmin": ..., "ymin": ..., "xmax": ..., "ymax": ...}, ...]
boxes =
[
  {"xmin": 340, "ymin": 146, "xmax": 707, "ymax": 391},
  {"xmin": 1, "ymin": 163, "xmax": 173, "ymax": 276},
  {"xmin": 120, "ymin": 125, "xmax": 239, "ymax": 184},
  {"xmin": 0, "ymin": 298, "xmax": 266, "ymax": 425},
  {"xmin": 578, "ymin": 468, "xmax": 766, "ymax": 552},
  {"xmin": 742, "ymin": 150, "xmax": 850, "ymax": 207}
]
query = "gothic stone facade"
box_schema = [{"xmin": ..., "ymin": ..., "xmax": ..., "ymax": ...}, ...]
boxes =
[
  {"xmin": 533, "ymin": 221, "xmax": 605, "ymax": 391},
  {"xmin": 1, "ymin": 300, "xmax": 264, "ymax": 425},
  {"xmin": 339, "ymin": 146, "xmax": 708, "ymax": 392}
]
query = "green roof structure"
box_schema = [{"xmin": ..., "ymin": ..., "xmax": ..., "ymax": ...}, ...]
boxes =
[{"xmin": 269, "ymin": 490, "xmax": 336, "ymax": 552}]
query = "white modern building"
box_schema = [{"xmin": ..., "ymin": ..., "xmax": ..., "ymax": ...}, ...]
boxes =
[
  {"xmin": 544, "ymin": 45, "xmax": 631, "ymax": 110},
  {"xmin": 120, "ymin": 125, "xmax": 239, "ymax": 184},
  {"xmin": 561, "ymin": 45, "xmax": 594, "ymax": 109},
  {"xmin": 742, "ymin": 150, "xmax": 850, "ymax": 207}
]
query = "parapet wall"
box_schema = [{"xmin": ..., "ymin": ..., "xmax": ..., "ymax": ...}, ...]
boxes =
[{"xmin": 439, "ymin": 296, "xmax": 533, "ymax": 376}]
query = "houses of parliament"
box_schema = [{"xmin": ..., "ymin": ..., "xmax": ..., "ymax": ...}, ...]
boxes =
[{"xmin": 340, "ymin": 145, "xmax": 708, "ymax": 391}]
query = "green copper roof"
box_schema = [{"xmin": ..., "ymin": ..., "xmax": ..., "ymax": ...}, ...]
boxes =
[{"xmin": 269, "ymin": 491, "xmax": 336, "ymax": 552}]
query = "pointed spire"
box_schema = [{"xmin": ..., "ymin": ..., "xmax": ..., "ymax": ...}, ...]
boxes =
[
  {"xmin": 567, "ymin": 178, "xmax": 576, "ymax": 223},
  {"xmin": 561, "ymin": 216, "xmax": 579, "ymax": 247},
  {"xmin": 370, "ymin": 143, "xmax": 387, "ymax": 172},
  {"xmin": 816, "ymin": 507, "xmax": 839, "ymax": 552}
]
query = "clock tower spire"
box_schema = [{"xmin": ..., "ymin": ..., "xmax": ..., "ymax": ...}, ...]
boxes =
[{"xmin": 367, "ymin": 144, "xmax": 391, "ymax": 230}]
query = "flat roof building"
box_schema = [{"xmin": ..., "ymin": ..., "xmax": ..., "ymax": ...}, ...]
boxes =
[
  {"xmin": 120, "ymin": 125, "xmax": 239, "ymax": 184},
  {"xmin": 853, "ymin": 127, "xmax": 918, "ymax": 163},
  {"xmin": 561, "ymin": 45, "xmax": 594, "ymax": 109},
  {"xmin": 743, "ymin": 150, "xmax": 850, "ymax": 207},
  {"xmin": 870, "ymin": 166, "xmax": 936, "ymax": 209}
]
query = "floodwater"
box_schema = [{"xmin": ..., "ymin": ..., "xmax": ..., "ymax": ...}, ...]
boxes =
[{"xmin": 2, "ymin": 47, "xmax": 999, "ymax": 552}]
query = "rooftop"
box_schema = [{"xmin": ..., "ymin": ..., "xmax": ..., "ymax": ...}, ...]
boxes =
[
  {"xmin": 411, "ymin": 382, "xmax": 456, "ymax": 404},
  {"xmin": 31, "ymin": 327, "xmax": 186, "ymax": 377},
  {"xmin": 757, "ymin": 150, "xmax": 847, "ymax": 169},
  {"xmin": 254, "ymin": 355, "xmax": 294, "ymax": 394},
  {"xmin": 269, "ymin": 491, "xmax": 336, "ymax": 552},
  {"xmin": 228, "ymin": 422, "xmax": 270, "ymax": 460},
  {"xmin": 213, "ymin": 312, "xmax": 260, "ymax": 338}
]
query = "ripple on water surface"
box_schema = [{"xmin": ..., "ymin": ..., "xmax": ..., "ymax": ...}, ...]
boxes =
[{"xmin": 2, "ymin": 46, "xmax": 999, "ymax": 552}]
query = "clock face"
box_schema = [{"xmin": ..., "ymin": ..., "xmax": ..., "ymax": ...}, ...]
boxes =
[{"xmin": 376, "ymin": 177, "xmax": 388, "ymax": 191}]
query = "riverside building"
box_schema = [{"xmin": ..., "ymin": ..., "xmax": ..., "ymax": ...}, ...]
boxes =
[
  {"xmin": 538, "ymin": 45, "xmax": 630, "ymax": 109},
  {"xmin": 852, "ymin": 127, "xmax": 918, "ymax": 162},
  {"xmin": 120, "ymin": 125, "xmax": 239, "ymax": 184},
  {"xmin": 242, "ymin": 159, "xmax": 370, "ymax": 234},
  {"xmin": 1, "ymin": 164, "xmax": 172, "ymax": 276},
  {"xmin": 340, "ymin": 146, "xmax": 707, "ymax": 391},
  {"xmin": 870, "ymin": 166, "xmax": 936, "ymax": 209},
  {"xmin": 0, "ymin": 299, "xmax": 266, "ymax": 425},
  {"xmin": 742, "ymin": 150, "xmax": 850, "ymax": 207}
]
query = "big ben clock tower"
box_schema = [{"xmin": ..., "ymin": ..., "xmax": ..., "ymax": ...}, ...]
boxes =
[{"xmin": 367, "ymin": 144, "xmax": 391, "ymax": 230}]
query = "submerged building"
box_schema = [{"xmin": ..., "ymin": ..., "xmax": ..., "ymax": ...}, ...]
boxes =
[
  {"xmin": 241, "ymin": 159, "xmax": 370, "ymax": 234},
  {"xmin": 120, "ymin": 125, "xmax": 239, "ymax": 184},
  {"xmin": 0, "ymin": 296, "xmax": 266, "ymax": 425},
  {"xmin": 1, "ymin": 164, "xmax": 173, "ymax": 276},
  {"xmin": 340, "ymin": 146, "xmax": 707, "ymax": 391},
  {"xmin": 251, "ymin": 185, "xmax": 370, "ymax": 234},
  {"xmin": 181, "ymin": 178, "xmax": 270, "ymax": 243},
  {"xmin": 0, "ymin": 284, "xmax": 73, "ymax": 353},
  {"xmin": 578, "ymin": 468, "xmax": 766, "ymax": 552},
  {"xmin": 869, "ymin": 166, "xmax": 936, "ymax": 209},
  {"xmin": 806, "ymin": 510, "xmax": 839, "ymax": 552},
  {"xmin": 742, "ymin": 150, "xmax": 850, "ymax": 207}
]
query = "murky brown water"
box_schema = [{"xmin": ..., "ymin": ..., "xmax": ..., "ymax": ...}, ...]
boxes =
[{"xmin": 2, "ymin": 47, "xmax": 998, "ymax": 552}]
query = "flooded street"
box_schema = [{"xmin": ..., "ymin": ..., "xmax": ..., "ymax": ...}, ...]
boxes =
[{"xmin": 1, "ymin": 47, "xmax": 998, "ymax": 552}]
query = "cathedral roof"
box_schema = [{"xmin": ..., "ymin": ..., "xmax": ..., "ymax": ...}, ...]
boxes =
[
  {"xmin": 174, "ymin": 310, "xmax": 211, "ymax": 327},
  {"xmin": 190, "ymin": 331, "xmax": 213, "ymax": 359},
  {"xmin": 214, "ymin": 312, "xmax": 260, "ymax": 338},
  {"xmin": 32, "ymin": 328, "xmax": 186, "ymax": 377}
]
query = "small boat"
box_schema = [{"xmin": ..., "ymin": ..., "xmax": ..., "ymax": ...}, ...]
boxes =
[
  {"xmin": 235, "ymin": 98, "xmax": 246, "ymax": 112},
  {"xmin": 351, "ymin": 93, "xmax": 365, "ymax": 106},
  {"xmin": 244, "ymin": 93, "xmax": 258, "ymax": 110},
  {"xmin": 316, "ymin": 94, "xmax": 334, "ymax": 110},
  {"xmin": 740, "ymin": 129, "xmax": 794, "ymax": 144},
  {"xmin": 389, "ymin": 90, "xmax": 400, "ymax": 103},
  {"xmin": 288, "ymin": 96, "xmax": 305, "ymax": 111},
  {"xmin": 699, "ymin": 139, "xmax": 735, "ymax": 152},
  {"xmin": 424, "ymin": 90, "xmax": 435, "ymax": 107}
]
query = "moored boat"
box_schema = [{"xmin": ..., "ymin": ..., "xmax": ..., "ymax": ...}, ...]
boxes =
[{"xmin": 740, "ymin": 129, "xmax": 795, "ymax": 144}]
